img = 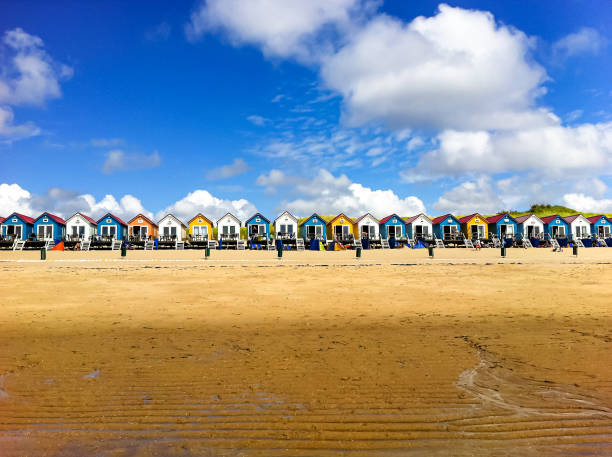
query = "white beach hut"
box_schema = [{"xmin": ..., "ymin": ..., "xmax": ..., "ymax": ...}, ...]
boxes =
[
  {"xmin": 405, "ymin": 213, "xmax": 433, "ymax": 240},
  {"xmin": 216, "ymin": 212, "xmax": 241, "ymax": 240},
  {"xmin": 273, "ymin": 211, "xmax": 298, "ymax": 239},
  {"xmin": 65, "ymin": 212, "xmax": 97, "ymax": 240},
  {"xmin": 157, "ymin": 214, "xmax": 187, "ymax": 240},
  {"xmin": 563, "ymin": 215, "xmax": 592, "ymax": 240},
  {"xmin": 515, "ymin": 214, "xmax": 544, "ymax": 239},
  {"xmin": 353, "ymin": 213, "xmax": 379, "ymax": 239}
]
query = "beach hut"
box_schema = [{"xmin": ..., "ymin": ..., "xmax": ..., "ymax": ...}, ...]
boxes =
[
  {"xmin": 459, "ymin": 213, "xmax": 488, "ymax": 240},
  {"xmin": 245, "ymin": 212, "xmax": 270, "ymax": 240},
  {"xmin": 157, "ymin": 214, "xmax": 187, "ymax": 241},
  {"xmin": 432, "ymin": 214, "xmax": 461, "ymax": 241},
  {"xmin": 299, "ymin": 213, "xmax": 326, "ymax": 242},
  {"xmin": 66, "ymin": 212, "xmax": 97, "ymax": 240},
  {"xmin": 1, "ymin": 212, "xmax": 34, "ymax": 240},
  {"xmin": 216, "ymin": 212, "xmax": 241, "ymax": 240},
  {"xmin": 97, "ymin": 213, "xmax": 128, "ymax": 240},
  {"xmin": 486, "ymin": 213, "xmax": 517, "ymax": 239},
  {"xmin": 541, "ymin": 215, "xmax": 569, "ymax": 239},
  {"xmin": 33, "ymin": 212, "xmax": 66, "ymax": 242},
  {"xmin": 379, "ymin": 214, "xmax": 405, "ymax": 240},
  {"xmin": 515, "ymin": 214, "xmax": 544, "ymax": 239},
  {"xmin": 588, "ymin": 215, "xmax": 612, "ymax": 239},
  {"xmin": 353, "ymin": 213, "xmax": 379, "ymax": 239},
  {"xmin": 563, "ymin": 215, "xmax": 592, "ymax": 240},
  {"xmin": 188, "ymin": 213, "xmax": 213, "ymax": 241},
  {"xmin": 128, "ymin": 214, "xmax": 158, "ymax": 241},
  {"xmin": 405, "ymin": 214, "xmax": 432, "ymax": 240},
  {"xmin": 274, "ymin": 211, "xmax": 298, "ymax": 239},
  {"xmin": 327, "ymin": 213, "xmax": 354, "ymax": 241}
]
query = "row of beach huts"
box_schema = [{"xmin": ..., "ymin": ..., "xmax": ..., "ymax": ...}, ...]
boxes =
[{"xmin": 1, "ymin": 210, "xmax": 612, "ymax": 251}]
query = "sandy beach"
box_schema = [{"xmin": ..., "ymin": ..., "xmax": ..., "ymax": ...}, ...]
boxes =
[{"xmin": 1, "ymin": 249, "xmax": 611, "ymax": 456}]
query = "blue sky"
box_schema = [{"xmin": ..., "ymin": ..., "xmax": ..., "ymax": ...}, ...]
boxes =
[{"xmin": 1, "ymin": 0, "xmax": 612, "ymax": 221}]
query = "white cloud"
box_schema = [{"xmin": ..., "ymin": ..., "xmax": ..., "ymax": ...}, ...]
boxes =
[
  {"xmin": 566, "ymin": 109, "xmax": 583, "ymax": 123},
  {"xmin": 553, "ymin": 27, "xmax": 606, "ymax": 59},
  {"xmin": 205, "ymin": 158, "xmax": 250, "ymax": 180},
  {"xmin": 185, "ymin": 0, "xmax": 366, "ymax": 61},
  {"xmin": 563, "ymin": 193, "xmax": 612, "ymax": 213},
  {"xmin": 433, "ymin": 176, "xmax": 504, "ymax": 214},
  {"xmin": 156, "ymin": 189, "xmax": 257, "ymax": 222},
  {"xmin": 257, "ymin": 169, "xmax": 425, "ymax": 217},
  {"xmin": 246, "ymin": 114, "xmax": 269, "ymax": 126},
  {"xmin": 0, "ymin": 106, "xmax": 40, "ymax": 142},
  {"xmin": 90, "ymin": 137, "xmax": 125, "ymax": 147},
  {"xmin": 102, "ymin": 149, "xmax": 162, "ymax": 174},
  {"xmin": 0, "ymin": 183, "xmax": 34, "ymax": 216}
]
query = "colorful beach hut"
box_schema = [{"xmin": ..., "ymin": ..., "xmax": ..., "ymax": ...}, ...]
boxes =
[
  {"xmin": 379, "ymin": 214, "xmax": 405, "ymax": 239},
  {"xmin": 486, "ymin": 213, "xmax": 517, "ymax": 238},
  {"xmin": 588, "ymin": 215, "xmax": 612, "ymax": 239},
  {"xmin": 273, "ymin": 211, "xmax": 298, "ymax": 239},
  {"xmin": 216, "ymin": 212, "xmax": 241, "ymax": 240},
  {"xmin": 432, "ymin": 214, "xmax": 461, "ymax": 241},
  {"xmin": 158, "ymin": 214, "xmax": 187, "ymax": 241},
  {"xmin": 245, "ymin": 213, "xmax": 270, "ymax": 240},
  {"xmin": 459, "ymin": 213, "xmax": 488, "ymax": 240},
  {"xmin": 353, "ymin": 213, "xmax": 379, "ymax": 240},
  {"xmin": 97, "ymin": 213, "xmax": 128, "ymax": 240},
  {"xmin": 515, "ymin": 214, "xmax": 544, "ymax": 239},
  {"xmin": 128, "ymin": 214, "xmax": 158, "ymax": 240},
  {"xmin": 188, "ymin": 213, "xmax": 213, "ymax": 241},
  {"xmin": 405, "ymin": 214, "xmax": 432, "ymax": 239},
  {"xmin": 563, "ymin": 215, "xmax": 591, "ymax": 240},
  {"xmin": 299, "ymin": 213, "xmax": 326, "ymax": 242},
  {"xmin": 66, "ymin": 212, "xmax": 97, "ymax": 240},
  {"xmin": 33, "ymin": 212, "xmax": 66, "ymax": 242},
  {"xmin": 1, "ymin": 212, "xmax": 34, "ymax": 240},
  {"xmin": 327, "ymin": 213, "xmax": 354, "ymax": 241},
  {"xmin": 541, "ymin": 215, "xmax": 569, "ymax": 239}
]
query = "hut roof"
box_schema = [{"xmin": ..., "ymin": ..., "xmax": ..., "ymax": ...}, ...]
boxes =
[
  {"xmin": 562, "ymin": 214, "xmax": 586, "ymax": 223},
  {"xmin": 541, "ymin": 215, "xmax": 564, "ymax": 224},
  {"xmin": 188, "ymin": 213, "xmax": 213, "ymax": 226},
  {"xmin": 514, "ymin": 214, "xmax": 537, "ymax": 224},
  {"xmin": 298, "ymin": 213, "xmax": 326, "ymax": 226},
  {"xmin": 97, "ymin": 213, "xmax": 128, "ymax": 226},
  {"xmin": 588, "ymin": 215, "xmax": 611, "ymax": 224},
  {"xmin": 273, "ymin": 211, "xmax": 298, "ymax": 224},
  {"xmin": 404, "ymin": 213, "xmax": 431, "ymax": 224},
  {"xmin": 128, "ymin": 213, "xmax": 158, "ymax": 227},
  {"xmin": 486, "ymin": 213, "xmax": 515, "ymax": 224},
  {"xmin": 431, "ymin": 214, "xmax": 456, "ymax": 225},
  {"xmin": 0, "ymin": 216, "xmax": 5, "ymax": 224},
  {"xmin": 216, "ymin": 212, "xmax": 241, "ymax": 226},
  {"xmin": 327, "ymin": 213, "xmax": 354, "ymax": 226},
  {"xmin": 353, "ymin": 213, "xmax": 379, "ymax": 224},
  {"xmin": 458, "ymin": 213, "xmax": 485, "ymax": 224},
  {"xmin": 245, "ymin": 212, "xmax": 270, "ymax": 224},
  {"xmin": 8, "ymin": 213, "xmax": 35, "ymax": 224},
  {"xmin": 379, "ymin": 214, "xmax": 404, "ymax": 224},
  {"xmin": 68, "ymin": 212, "xmax": 97, "ymax": 225},
  {"xmin": 37, "ymin": 212, "xmax": 66, "ymax": 225},
  {"xmin": 157, "ymin": 213, "xmax": 187, "ymax": 228}
]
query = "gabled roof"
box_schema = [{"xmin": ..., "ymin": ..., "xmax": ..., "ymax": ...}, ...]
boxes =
[
  {"xmin": 67, "ymin": 212, "xmax": 97, "ymax": 225},
  {"xmin": 188, "ymin": 213, "xmax": 213, "ymax": 226},
  {"xmin": 404, "ymin": 213, "xmax": 432, "ymax": 225},
  {"xmin": 458, "ymin": 213, "xmax": 486, "ymax": 224},
  {"xmin": 327, "ymin": 213, "xmax": 354, "ymax": 226},
  {"xmin": 541, "ymin": 215, "xmax": 566, "ymax": 224},
  {"xmin": 0, "ymin": 217, "xmax": 5, "ymax": 224},
  {"xmin": 299, "ymin": 213, "xmax": 326, "ymax": 226},
  {"xmin": 35, "ymin": 212, "xmax": 66, "ymax": 225},
  {"xmin": 5, "ymin": 212, "xmax": 35, "ymax": 224},
  {"xmin": 353, "ymin": 213, "xmax": 379, "ymax": 224},
  {"xmin": 245, "ymin": 212, "xmax": 270, "ymax": 225},
  {"xmin": 431, "ymin": 214, "xmax": 459, "ymax": 225},
  {"xmin": 379, "ymin": 214, "xmax": 404, "ymax": 225},
  {"xmin": 486, "ymin": 213, "xmax": 516, "ymax": 224},
  {"xmin": 514, "ymin": 214, "xmax": 542, "ymax": 224},
  {"xmin": 588, "ymin": 215, "xmax": 611, "ymax": 224},
  {"xmin": 128, "ymin": 213, "xmax": 158, "ymax": 227},
  {"xmin": 273, "ymin": 211, "xmax": 298, "ymax": 224},
  {"xmin": 157, "ymin": 213, "xmax": 187, "ymax": 228},
  {"xmin": 562, "ymin": 214, "xmax": 587, "ymax": 224},
  {"xmin": 97, "ymin": 213, "xmax": 128, "ymax": 227},
  {"xmin": 216, "ymin": 212, "xmax": 241, "ymax": 226}
]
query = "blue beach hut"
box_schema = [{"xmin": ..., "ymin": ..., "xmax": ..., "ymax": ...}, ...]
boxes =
[
  {"xmin": 588, "ymin": 215, "xmax": 612, "ymax": 240},
  {"xmin": 431, "ymin": 214, "xmax": 461, "ymax": 241},
  {"xmin": 379, "ymin": 214, "xmax": 406, "ymax": 240},
  {"xmin": 1, "ymin": 212, "xmax": 34, "ymax": 240},
  {"xmin": 299, "ymin": 213, "xmax": 327, "ymax": 249},
  {"xmin": 541, "ymin": 215, "xmax": 569, "ymax": 246},
  {"xmin": 486, "ymin": 213, "xmax": 517, "ymax": 239},
  {"xmin": 245, "ymin": 212, "xmax": 270, "ymax": 241},
  {"xmin": 96, "ymin": 213, "xmax": 128, "ymax": 240},
  {"xmin": 33, "ymin": 212, "xmax": 66, "ymax": 243}
]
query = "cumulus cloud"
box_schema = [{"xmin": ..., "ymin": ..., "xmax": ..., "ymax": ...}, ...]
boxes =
[
  {"xmin": 433, "ymin": 176, "xmax": 504, "ymax": 215},
  {"xmin": 246, "ymin": 114, "xmax": 269, "ymax": 126},
  {"xmin": 156, "ymin": 189, "xmax": 257, "ymax": 222},
  {"xmin": 553, "ymin": 27, "xmax": 606, "ymax": 59},
  {"xmin": 256, "ymin": 169, "xmax": 425, "ymax": 217},
  {"xmin": 102, "ymin": 149, "xmax": 162, "ymax": 174},
  {"xmin": 563, "ymin": 193, "xmax": 612, "ymax": 213},
  {"xmin": 0, "ymin": 106, "xmax": 40, "ymax": 142},
  {"xmin": 185, "ymin": 0, "xmax": 366, "ymax": 61},
  {"xmin": 205, "ymin": 158, "xmax": 251, "ymax": 180}
]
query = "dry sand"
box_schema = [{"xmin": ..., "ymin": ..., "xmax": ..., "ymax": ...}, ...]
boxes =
[{"xmin": 0, "ymin": 248, "xmax": 611, "ymax": 456}]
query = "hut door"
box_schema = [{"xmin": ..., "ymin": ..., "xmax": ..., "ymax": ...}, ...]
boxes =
[
  {"xmin": 470, "ymin": 225, "xmax": 479, "ymax": 238},
  {"xmin": 307, "ymin": 225, "xmax": 315, "ymax": 239},
  {"xmin": 599, "ymin": 226, "xmax": 609, "ymax": 237},
  {"xmin": 334, "ymin": 225, "xmax": 343, "ymax": 238},
  {"xmin": 38, "ymin": 225, "xmax": 45, "ymax": 239},
  {"xmin": 361, "ymin": 225, "xmax": 369, "ymax": 238},
  {"xmin": 109, "ymin": 226, "xmax": 116, "ymax": 238},
  {"xmin": 415, "ymin": 225, "xmax": 423, "ymax": 237}
]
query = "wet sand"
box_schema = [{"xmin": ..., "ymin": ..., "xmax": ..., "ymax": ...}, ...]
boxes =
[{"xmin": 0, "ymin": 249, "xmax": 611, "ymax": 456}]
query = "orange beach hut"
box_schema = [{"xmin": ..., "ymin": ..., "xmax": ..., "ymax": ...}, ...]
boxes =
[{"xmin": 128, "ymin": 214, "xmax": 158, "ymax": 240}]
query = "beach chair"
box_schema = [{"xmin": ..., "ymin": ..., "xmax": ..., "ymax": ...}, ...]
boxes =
[
  {"xmin": 175, "ymin": 240, "xmax": 185, "ymax": 250},
  {"xmin": 434, "ymin": 236, "xmax": 445, "ymax": 248},
  {"xmin": 237, "ymin": 239, "xmax": 246, "ymax": 250},
  {"xmin": 574, "ymin": 238, "xmax": 585, "ymax": 248},
  {"xmin": 381, "ymin": 238, "xmax": 390, "ymax": 249},
  {"xmin": 463, "ymin": 236, "xmax": 474, "ymax": 249},
  {"xmin": 144, "ymin": 240, "xmax": 155, "ymax": 250},
  {"xmin": 80, "ymin": 240, "xmax": 91, "ymax": 251},
  {"xmin": 111, "ymin": 240, "xmax": 122, "ymax": 250},
  {"xmin": 12, "ymin": 239, "xmax": 26, "ymax": 251},
  {"xmin": 522, "ymin": 237, "xmax": 532, "ymax": 248},
  {"xmin": 550, "ymin": 238, "xmax": 560, "ymax": 251},
  {"xmin": 296, "ymin": 238, "xmax": 305, "ymax": 251},
  {"xmin": 44, "ymin": 240, "xmax": 55, "ymax": 251}
]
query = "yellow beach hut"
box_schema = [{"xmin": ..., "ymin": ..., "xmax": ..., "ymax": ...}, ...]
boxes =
[
  {"xmin": 188, "ymin": 213, "xmax": 213, "ymax": 241},
  {"xmin": 459, "ymin": 213, "xmax": 488, "ymax": 240},
  {"xmin": 326, "ymin": 213, "xmax": 354, "ymax": 242}
]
